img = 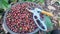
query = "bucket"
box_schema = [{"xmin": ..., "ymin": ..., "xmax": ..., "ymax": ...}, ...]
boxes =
[{"xmin": 2, "ymin": 2, "xmax": 47, "ymax": 34}]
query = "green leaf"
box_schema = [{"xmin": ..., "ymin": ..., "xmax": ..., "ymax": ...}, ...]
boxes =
[
  {"xmin": 0, "ymin": 15, "xmax": 2, "ymax": 19},
  {"xmin": 2, "ymin": 0, "xmax": 9, "ymax": 7},
  {"xmin": 2, "ymin": 4, "xmax": 7, "ymax": 10},
  {"xmin": 0, "ymin": 0, "xmax": 9, "ymax": 10},
  {"xmin": 39, "ymin": 0, "xmax": 44, "ymax": 3},
  {"xmin": 45, "ymin": 16, "xmax": 53, "ymax": 30},
  {"xmin": 4, "ymin": 0, "xmax": 8, "ymax": 3},
  {"xmin": 0, "ymin": 0, "xmax": 2, "ymax": 8}
]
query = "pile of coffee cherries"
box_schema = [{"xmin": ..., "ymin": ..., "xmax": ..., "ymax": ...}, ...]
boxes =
[{"xmin": 6, "ymin": 2, "xmax": 44, "ymax": 34}]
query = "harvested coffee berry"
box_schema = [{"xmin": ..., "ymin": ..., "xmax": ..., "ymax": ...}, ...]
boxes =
[{"xmin": 5, "ymin": 2, "xmax": 44, "ymax": 34}]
